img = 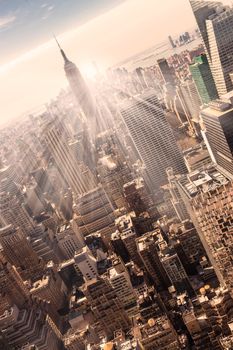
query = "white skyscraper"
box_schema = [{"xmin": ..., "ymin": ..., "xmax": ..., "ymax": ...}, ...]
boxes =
[
  {"xmin": 56, "ymin": 222, "xmax": 85, "ymax": 259},
  {"xmin": 119, "ymin": 90, "xmax": 187, "ymax": 190},
  {"xmin": 190, "ymin": 0, "xmax": 233, "ymax": 95},
  {"xmin": 74, "ymin": 246, "xmax": 98, "ymax": 281}
]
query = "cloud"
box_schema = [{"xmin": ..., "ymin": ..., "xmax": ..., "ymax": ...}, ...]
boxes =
[
  {"xmin": 41, "ymin": 4, "xmax": 54, "ymax": 19},
  {"xmin": 0, "ymin": 15, "xmax": 16, "ymax": 29},
  {"xmin": 47, "ymin": 5, "xmax": 54, "ymax": 11}
]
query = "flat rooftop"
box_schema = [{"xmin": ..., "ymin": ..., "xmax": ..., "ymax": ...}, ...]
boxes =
[
  {"xmin": 115, "ymin": 212, "xmax": 136, "ymax": 231},
  {"xmin": 178, "ymin": 167, "xmax": 228, "ymax": 198},
  {"xmin": 201, "ymin": 91, "xmax": 233, "ymax": 118},
  {"xmin": 57, "ymin": 223, "xmax": 71, "ymax": 234}
]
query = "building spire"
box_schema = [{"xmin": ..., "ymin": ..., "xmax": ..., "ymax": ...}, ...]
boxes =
[{"xmin": 53, "ymin": 33, "xmax": 69, "ymax": 63}]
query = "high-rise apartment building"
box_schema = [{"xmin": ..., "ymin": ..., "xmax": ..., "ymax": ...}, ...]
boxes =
[
  {"xmin": 135, "ymin": 67, "xmax": 148, "ymax": 89},
  {"xmin": 200, "ymin": 93, "xmax": 233, "ymax": 177},
  {"xmin": 119, "ymin": 90, "xmax": 187, "ymax": 190},
  {"xmin": 190, "ymin": 0, "xmax": 233, "ymax": 95},
  {"xmin": 110, "ymin": 231, "xmax": 130, "ymax": 263},
  {"xmin": 43, "ymin": 120, "xmax": 96, "ymax": 196},
  {"xmin": 189, "ymin": 54, "xmax": 218, "ymax": 104},
  {"xmin": 198, "ymin": 287, "xmax": 233, "ymax": 336},
  {"xmin": 64, "ymin": 326, "xmax": 99, "ymax": 350},
  {"xmin": 30, "ymin": 224, "xmax": 62, "ymax": 264}
]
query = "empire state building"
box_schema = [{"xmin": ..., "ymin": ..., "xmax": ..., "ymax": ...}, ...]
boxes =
[{"xmin": 55, "ymin": 37, "xmax": 96, "ymax": 123}]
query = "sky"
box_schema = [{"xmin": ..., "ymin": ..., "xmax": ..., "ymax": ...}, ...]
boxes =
[{"xmin": 0, "ymin": 0, "xmax": 227, "ymax": 127}]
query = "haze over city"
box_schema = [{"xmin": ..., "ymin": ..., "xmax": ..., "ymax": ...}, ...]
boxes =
[
  {"xmin": 1, "ymin": 0, "xmax": 233, "ymax": 349},
  {"xmin": 0, "ymin": 0, "xmax": 199, "ymax": 126}
]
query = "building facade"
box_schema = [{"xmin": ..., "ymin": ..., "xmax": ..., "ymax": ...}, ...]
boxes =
[{"xmin": 119, "ymin": 90, "xmax": 187, "ymax": 190}]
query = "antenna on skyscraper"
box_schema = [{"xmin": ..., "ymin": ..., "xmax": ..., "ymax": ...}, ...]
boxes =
[
  {"xmin": 53, "ymin": 33, "xmax": 61, "ymax": 50},
  {"xmin": 52, "ymin": 32, "xmax": 69, "ymax": 63}
]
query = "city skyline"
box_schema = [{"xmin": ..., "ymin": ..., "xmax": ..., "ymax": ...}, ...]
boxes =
[{"xmin": 0, "ymin": 0, "xmax": 201, "ymax": 127}]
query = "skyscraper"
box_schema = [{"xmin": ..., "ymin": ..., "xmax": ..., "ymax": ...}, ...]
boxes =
[
  {"xmin": 83, "ymin": 277, "xmax": 130, "ymax": 338},
  {"xmin": 175, "ymin": 166, "xmax": 233, "ymax": 289},
  {"xmin": 177, "ymin": 79, "xmax": 202, "ymax": 123},
  {"xmin": 74, "ymin": 246, "xmax": 98, "ymax": 281},
  {"xmin": 160, "ymin": 251, "xmax": 194, "ymax": 296},
  {"xmin": 200, "ymin": 93, "xmax": 233, "ymax": 177},
  {"xmin": 55, "ymin": 37, "xmax": 96, "ymax": 122},
  {"xmin": 0, "ymin": 191, "xmax": 34, "ymax": 234},
  {"xmin": 73, "ymin": 185, "xmax": 115, "ymax": 245},
  {"xmin": 0, "ymin": 225, "xmax": 44, "ymax": 281},
  {"xmin": 157, "ymin": 58, "xmax": 176, "ymax": 86},
  {"xmin": 166, "ymin": 167, "xmax": 190, "ymax": 222},
  {"xmin": 168, "ymin": 35, "xmax": 176, "ymax": 49},
  {"xmin": 190, "ymin": 0, "xmax": 233, "ymax": 95},
  {"xmin": 0, "ymin": 260, "xmax": 30, "ymax": 313},
  {"xmin": 43, "ymin": 119, "xmax": 96, "ymax": 196},
  {"xmin": 55, "ymin": 38, "xmax": 109, "ymax": 135},
  {"xmin": 107, "ymin": 257, "xmax": 137, "ymax": 316},
  {"xmin": 119, "ymin": 90, "xmax": 187, "ymax": 190},
  {"xmin": 0, "ymin": 303, "xmax": 63, "ymax": 350},
  {"xmin": 189, "ymin": 54, "xmax": 218, "ymax": 104},
  {"xmin": 191, "ymin": 177, "xmax": 233, "ymax": 290},
  {"xmin": 56, "ymin": 221, "xmax": 85, "ymax": 259},
  {"xmin": 136, "ymin": 230, "xmax": 171, "ymax": 290}
]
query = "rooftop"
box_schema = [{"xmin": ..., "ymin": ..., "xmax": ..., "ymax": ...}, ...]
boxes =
[
  {"xmin": 57, "ymin": 223, "xmax": 71, "ymax": 234},
  {"xmin": 115, "ymin": 212, "xmax": 136, "ymax": 232},
  {"xmin": 178, "ymin": 166, "xmax": 228, "ymax": 198},
  {"xmin": 201, "ymin": 91, "xmax": 233, "ymax": 117},
  {"xmin": 123, "ymin": 177, "xmax": 145, "ymax": 190}
]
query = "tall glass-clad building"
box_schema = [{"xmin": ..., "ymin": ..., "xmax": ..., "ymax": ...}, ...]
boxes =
[{"xmin": 189, "ymin": 54, "xmax": 218, "ymax": 104}]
